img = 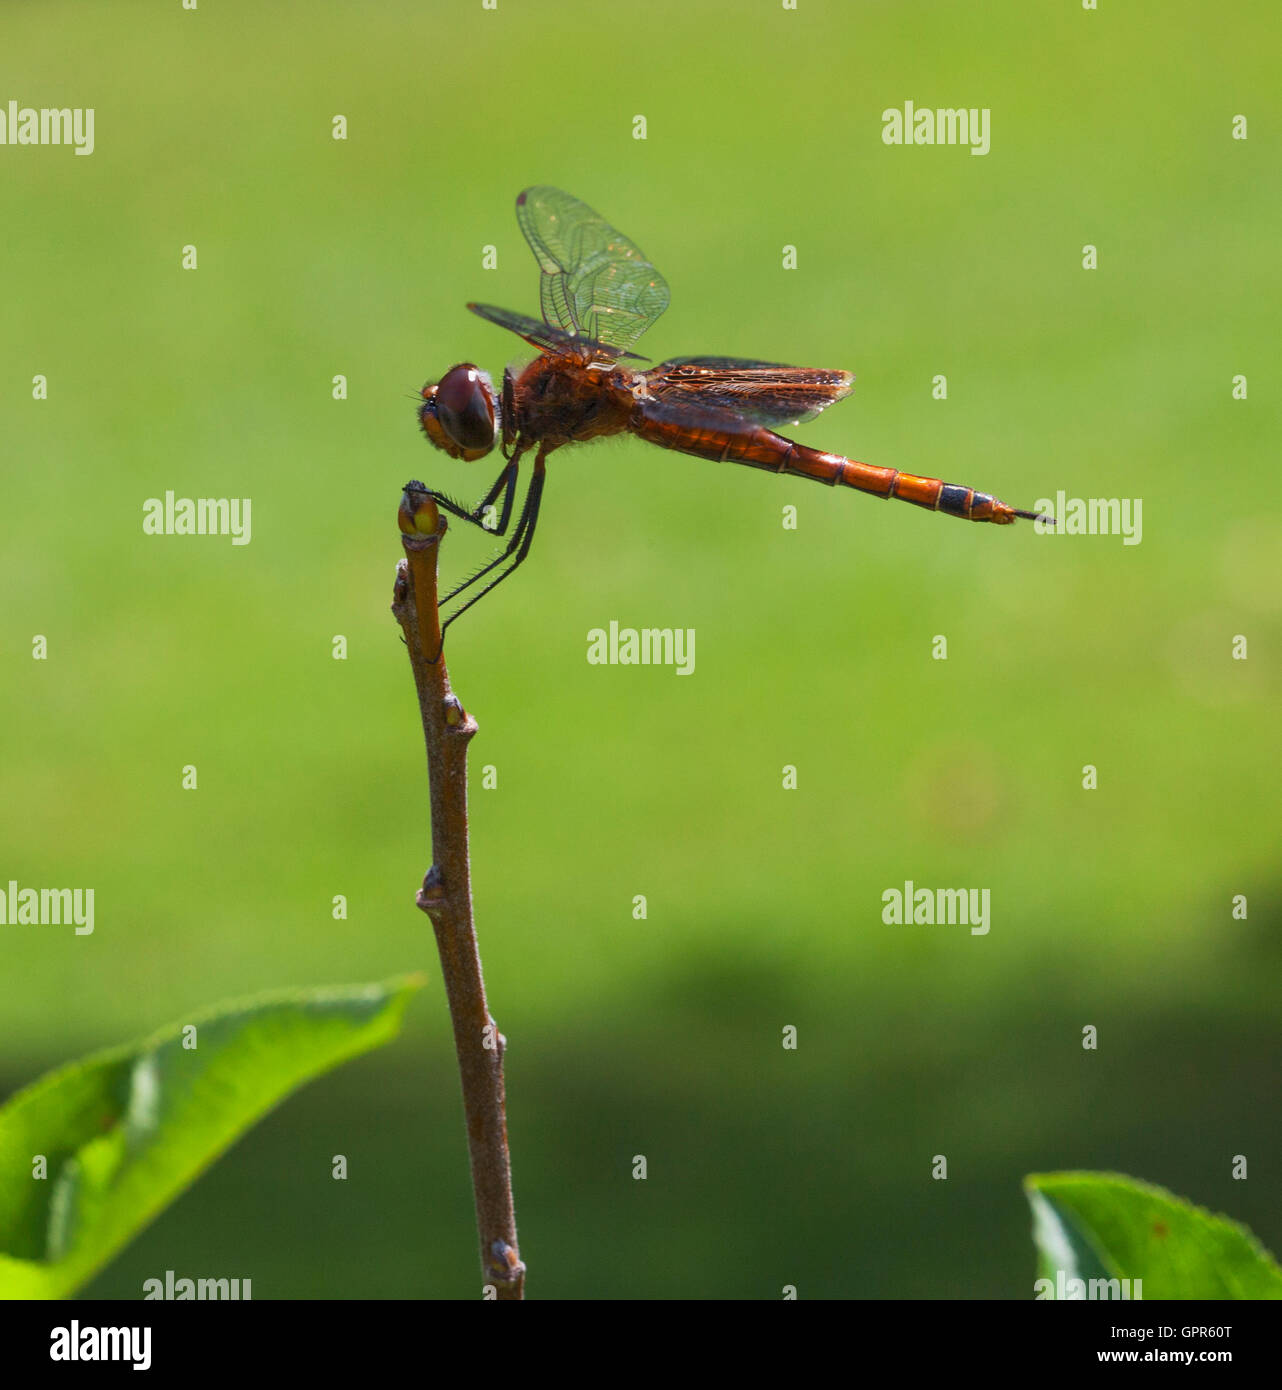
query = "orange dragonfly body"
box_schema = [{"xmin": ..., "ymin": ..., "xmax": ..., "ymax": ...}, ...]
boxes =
[{"xmin": 415, "ymin": 186, "xmax": 1046, "ymax": 633}]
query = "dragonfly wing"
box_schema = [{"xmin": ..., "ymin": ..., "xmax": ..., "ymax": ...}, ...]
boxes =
[
  {"xmin": 467, "ymin": 301, "xmax": 647, "ymax": 362},
  {"xmin": 467, "ymin": 302, "xmax": 576, "ymax": 352},
  {"xmin": 515, "ymin": 186, "xmax": 670, "ymax": 355},
  {"xmin": 647, "ymin": 358, "xmax": 854, "ymax": 428}
]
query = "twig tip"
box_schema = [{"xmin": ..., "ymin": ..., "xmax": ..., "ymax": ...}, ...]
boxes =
[{"xmin": 399, "ymin": 480, "xmax": 444, "ymax": 538}]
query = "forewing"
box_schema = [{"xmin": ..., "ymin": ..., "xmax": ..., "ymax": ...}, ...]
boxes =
[
  {"xmin": 467, "ymin": 302, "xmax": 577, "ymax": 352},
  {"xmin": 647, "ymin": 357, "xmax": 854, "ymax": 428},
  {"xmin": 467, "ymin": 302, "xmax": 646, "ymax": 362},
  {"xmin": 515, "ymin": 186, "xmax": 670, "ymax": 354}
]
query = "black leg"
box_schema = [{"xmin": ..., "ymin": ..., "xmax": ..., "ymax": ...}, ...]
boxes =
[
  {"xmin": 411, "ymin": 445, "xmax": 524, "ymax": 539},
  {"xmin": 438, "ymin": 453, "xmax": 548, "ymax": 639},
  {"xmin": 475, "ymin": 454, "xmax": 521, "ymax": 535}
]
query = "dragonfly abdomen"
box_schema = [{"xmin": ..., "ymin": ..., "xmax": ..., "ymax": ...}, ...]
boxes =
[
  {"xmin": 821, "ymin": 452, "xmax": 1020, "ymax": 524},
  {"xmin": 767, "ymin": 437, "xmax": 1026, "ymax": 522},
  {"xmin": 632, "ymin": 403, "xmax": 1038, "ymax": 525}
]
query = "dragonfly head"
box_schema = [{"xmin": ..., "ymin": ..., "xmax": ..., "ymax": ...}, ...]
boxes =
[{"xmin": 419, "ymin": 363, "xmax": 498, "ymax": 461}]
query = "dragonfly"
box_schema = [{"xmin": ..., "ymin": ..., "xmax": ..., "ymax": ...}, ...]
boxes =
[{"xmin": 414, "ymin": 186, "xmax": 1047, "ymax": 635}]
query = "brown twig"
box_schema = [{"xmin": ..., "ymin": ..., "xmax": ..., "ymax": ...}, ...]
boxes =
[{"xmin": 392, "ymin": 483, "xmax": 525, "ymax": 1300}]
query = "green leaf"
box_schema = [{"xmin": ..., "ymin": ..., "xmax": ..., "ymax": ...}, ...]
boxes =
[
  {"xmin": 1025, "ymin": 1171, "xmax": 1282, "ymax": 1300},
  {"xmin": 0, "ymin": 976, "xmax": 424, "ymax": 1299}
]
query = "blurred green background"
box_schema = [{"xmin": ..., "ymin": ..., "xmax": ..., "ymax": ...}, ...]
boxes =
[{"xmin": 2, "ymin": 0, "xmax": 1278, "ymax": 1299}]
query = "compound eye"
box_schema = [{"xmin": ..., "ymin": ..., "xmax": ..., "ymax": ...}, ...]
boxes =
[{"xmin": 435, "ymin": 364, "xmax": 496, "ymax": 452}]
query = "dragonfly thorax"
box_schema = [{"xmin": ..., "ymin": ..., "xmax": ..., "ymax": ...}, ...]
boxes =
[{"xmin": 509, "ymin": 351, "xmax": 635, "ymax": 449}]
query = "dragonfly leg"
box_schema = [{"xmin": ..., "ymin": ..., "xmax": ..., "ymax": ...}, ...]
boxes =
[
  {"xmin": 413, "ymin": 444, "xmax": 525, "ymax": 539},
  {"xmin": 438, "ymin": 449, "xmax": 549, "ymax": 640}
]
